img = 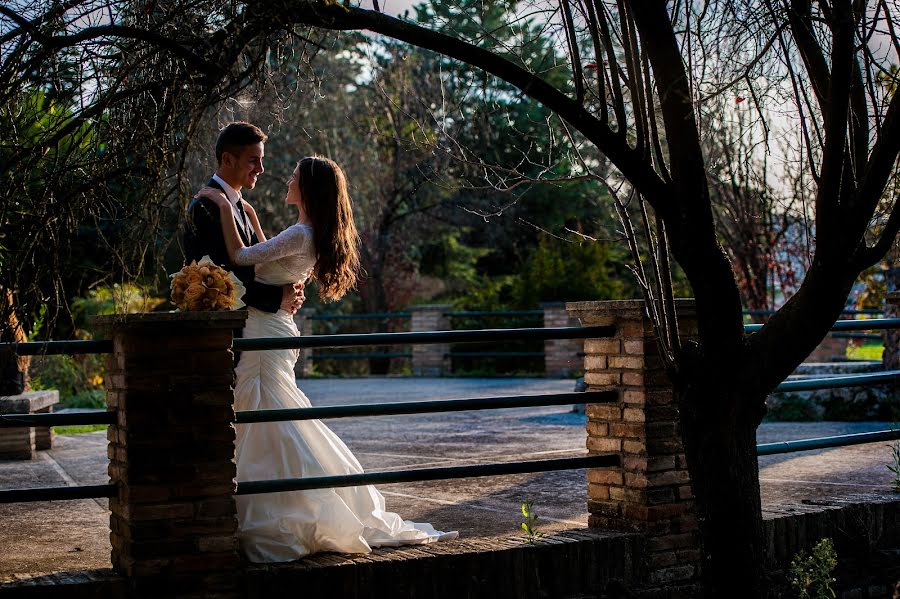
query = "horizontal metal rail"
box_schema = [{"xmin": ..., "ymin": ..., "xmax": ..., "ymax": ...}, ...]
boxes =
[
  {"xmin": 236, "ymin": 454, "xmax": 620, "ymax": 495},
  {"xmin": 308, "ymin": 312, "xmax": 411, "ymax": 320},
  {"xmin": 744, "ymin": 317, "xmax": 900, "ymax": 333},
  {"xmin": 447, "ymin": 351, "xmax": 545, "ymax": 358},
  {"xmin": 744, "ymin": 308, "xmax": 883, "ymax": 316},
  {"xmin": 6, "ymin": 317, "xmax": 900, "ymax": 356},
  {"xmin": 2, "ymin": 339, "xmax": 113, "ymax": 356},
  {"xmin": 756, "ymin": 429, "xmax": 900, "ymax": 456},
  {"xmin": 0, "ymin": 483, "xmax": 116, "ymax": 503},
  {"xmin": 774, "ymin": 370, "xmax": 900, "ymax": 392},
  {"xmin": 5, "ymin": 370, "xmax": 894, "ymax": 428},
  {"xmin": 4, "ymin": 429, "xmax": 900, "ymax": 502},
  {"xmin": 831, "ymin": 332, "xmax": 882, "ymax": 340},
  {"xmin": 235, "ymin": 391, "xmax": 615, "ymax": 424},
  {"xmin": 232, "ymin": 326, "xmax": 614, "ymax": 352},
  {"xmin": 446, "ymin": 310, "xmax": 544, "ymax": 318},
  {"xmin": 309, "ymin": 352, "xmax": 412, "ymax": 360},
  {"xmin": 1, "ymin": 325, "xmax": 611, "ymax": 356},
  {"xmin": 0, "ymin": 410, "xmax": 116, "ymax": 428}
]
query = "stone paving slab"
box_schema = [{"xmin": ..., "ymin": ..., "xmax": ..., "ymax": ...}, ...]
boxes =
[{"xmin": 0, "ymin": 377, "xmax": 897, "ymax": 579}]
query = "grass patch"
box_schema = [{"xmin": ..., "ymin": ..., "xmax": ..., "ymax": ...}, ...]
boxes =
[
  {"xmin": 53, "ymin": 424, "xmax": 107, "ymax": 435},
  {"xmin": 846, "ymin": 342, "xmax": 883, "ymax": 361}
]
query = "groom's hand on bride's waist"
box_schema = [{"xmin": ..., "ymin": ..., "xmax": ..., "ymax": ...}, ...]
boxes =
[{"xmin": 280, "ymin": 283, "xmax": 304, "ymax": 315}]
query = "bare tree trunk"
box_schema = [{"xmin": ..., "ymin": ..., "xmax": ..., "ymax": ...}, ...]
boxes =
[{"xmin": 678, "ymin": 363, "xmax": 767, "ymax": 595}]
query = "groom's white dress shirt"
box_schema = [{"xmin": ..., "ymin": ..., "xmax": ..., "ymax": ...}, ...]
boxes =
[{"xmin": 211, "ymin": 173, "xmax": 251, "ymax": 240}]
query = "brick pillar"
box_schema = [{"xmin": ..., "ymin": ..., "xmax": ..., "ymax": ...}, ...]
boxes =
[
  {"xmin": 293, "ymin": 308, "xmax": 315, "ymax": 378},
  {"xmin": 410, "ymin": 305, "xmax": 451, "ymax": 376},
  {"xmin": 567, "ymin": 299, "xmax": 700, "ymax": 593},
  {"xmin": 93, "ymin": 311, "xmax": 246, "ymax": 599},
  {"xmin": 541, "ymin": 302, "xmax": 582, "ymax": 377}
]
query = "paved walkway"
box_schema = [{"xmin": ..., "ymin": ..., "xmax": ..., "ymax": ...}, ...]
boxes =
[{"xmin": 0, "ymin": 377, "xmax": 897, "ymax": 578}]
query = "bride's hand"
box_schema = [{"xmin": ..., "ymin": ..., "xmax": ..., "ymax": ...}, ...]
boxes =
[{"xmin": 197, "ymin": 186, "xmax": 229, "ymax": 207}]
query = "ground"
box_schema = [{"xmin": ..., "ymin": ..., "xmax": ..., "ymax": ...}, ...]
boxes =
[{"xmin": 0, "ymin": 377, "xmax": 897, "ymax": 579}]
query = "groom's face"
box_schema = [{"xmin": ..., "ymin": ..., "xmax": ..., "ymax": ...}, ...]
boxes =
[{"xmin": 224, "ymin": 142, "xmax": 265, "ymax": 190}]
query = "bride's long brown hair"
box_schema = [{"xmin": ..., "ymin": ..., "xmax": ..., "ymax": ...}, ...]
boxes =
[{"xmin": 297, "ymin": 156, "xmax": 360, "ymax": 301}]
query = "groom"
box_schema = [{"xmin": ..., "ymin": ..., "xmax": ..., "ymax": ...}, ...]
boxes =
[{"xmin": 184, "ymin": 121, "xmax": 303, "ymax": 317}]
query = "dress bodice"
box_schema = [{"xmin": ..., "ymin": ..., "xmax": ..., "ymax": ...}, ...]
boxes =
[{"xmin": 233, "ymin": 223, "xmax": 316, "ymax": 286}]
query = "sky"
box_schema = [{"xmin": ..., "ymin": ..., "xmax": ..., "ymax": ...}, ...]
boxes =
[{"xmin": 357, "ymin": 0, "xmax": 421, "ymax": 17}]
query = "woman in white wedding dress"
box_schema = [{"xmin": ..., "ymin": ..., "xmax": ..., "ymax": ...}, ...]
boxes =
[{"xmin": 198, "ymin": 156, "xmax": 457, "ymax": 563}]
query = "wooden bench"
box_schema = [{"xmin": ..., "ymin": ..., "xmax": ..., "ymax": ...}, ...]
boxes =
[{"xmin": 0, "ymin": 390, "xmax": 59, "ymax": 459}]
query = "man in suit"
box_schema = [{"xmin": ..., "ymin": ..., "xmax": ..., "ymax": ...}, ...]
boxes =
[{"xmin": 184, "ymin": 121, "xmax": 303, "ymax": 319}]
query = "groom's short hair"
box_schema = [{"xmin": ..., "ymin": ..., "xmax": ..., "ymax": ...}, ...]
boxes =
[{"xmin": 215, "ymin": 122, "xmax": 268, "ymax": 163}]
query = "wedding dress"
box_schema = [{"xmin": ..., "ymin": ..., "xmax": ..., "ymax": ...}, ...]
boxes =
[{"xmin": 231, "ymin": 223, "xmax": 457, "ymax": 563}]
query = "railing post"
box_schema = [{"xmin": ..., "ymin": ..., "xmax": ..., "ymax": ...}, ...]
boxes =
[
  {"xmin": 541, "ymin": 302, "xmax": 582, "ymax": 377},
  {"xmin": 410, "ymin": 305, "xmax": 451, "ymax": 376},
  {"xmin": 293, "ymin": 307, "xmax": 315, "ymax": 378},
  {"xmin": 567, "ymin": 299, "xmax": 701, "ymax": 594},
  {"xmin": 93, "ymin": 311, "xmax": 246, "ymax": 598}
]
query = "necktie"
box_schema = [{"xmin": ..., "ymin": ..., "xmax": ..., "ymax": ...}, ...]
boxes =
[{"xmin": 235, "ymin": 198, "xmax": 251, "ymax": 241}]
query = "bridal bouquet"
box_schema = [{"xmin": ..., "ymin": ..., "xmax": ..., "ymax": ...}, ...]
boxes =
[{"xmin": 170, "ymin": 256, "xmax": 246, "ymax": 311}]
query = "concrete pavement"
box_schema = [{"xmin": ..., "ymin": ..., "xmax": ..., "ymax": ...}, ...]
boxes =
[{"xmin": 1, "ymin": 377, "xmax": 897, "ymax": 579}]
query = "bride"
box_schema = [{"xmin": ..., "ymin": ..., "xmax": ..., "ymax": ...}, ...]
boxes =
[{"xmin": 197, "ymin": 155, "xmax": 457, "ymax": 563}]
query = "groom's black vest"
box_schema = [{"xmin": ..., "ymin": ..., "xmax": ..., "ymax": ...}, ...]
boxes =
[{"xmin": 183, "ymin": 178, "xmax": 282, "ymax": 314}]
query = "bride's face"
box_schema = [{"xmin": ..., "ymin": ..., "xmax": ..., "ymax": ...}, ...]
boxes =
[{"xmin": 285, "ymin": 165, "xmax": 302, "ymax": 207}]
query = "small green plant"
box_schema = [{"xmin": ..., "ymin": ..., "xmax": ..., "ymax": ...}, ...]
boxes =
[
  {"xmin": 520, "ymin": 498, "xmax": 543, "ymax": 544},
  {"xmin": 789, "ymin": 537, "xmax": 837, "ymax": 599},
  {"xmin": 888, "ymin": 439, "xmax": 900, "ymax": 493}
]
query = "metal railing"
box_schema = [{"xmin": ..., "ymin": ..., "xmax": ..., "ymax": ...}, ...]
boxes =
[
  {"xmin": 3, "ymin": 317, "xmax": 900, "ymax": 504},
  {"xmin": 0, "ymin": 324, "xmax": 615, "ymax": 503},
  {"xmin": 743, "ymin": 317, "xmax": 900, "ymax": 333}
]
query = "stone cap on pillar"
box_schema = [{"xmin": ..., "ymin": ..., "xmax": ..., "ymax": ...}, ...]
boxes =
[
  {"xmin": 90, "ymin": 310, "xmax": 249, "ymax": 334},
  {"xmin": 566, "ymin": 298, "xmax": 696, "ymax": 325}
]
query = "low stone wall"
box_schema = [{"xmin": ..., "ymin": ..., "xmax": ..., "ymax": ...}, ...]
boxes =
[
  {"xmin": 0, "ymin": 531, "xmax": 640, "ymax": 599},
  {"xmin": 763, "ymin": 495, "xmax": 900, "ymax": 598},
  {"xmin": 3, "ymin": 497, "xmax": 898, "ymax": 598}
]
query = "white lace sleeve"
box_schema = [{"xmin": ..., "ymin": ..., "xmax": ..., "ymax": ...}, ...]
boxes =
[{"xmin": 233, "ymin": 224, "xmax": 311, "ymax": 266}]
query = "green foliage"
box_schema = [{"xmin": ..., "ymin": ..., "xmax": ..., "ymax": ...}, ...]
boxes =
[
  {"xmin": 846, "ymin": 342, "xmax": 884, "ymax": 361},
  {"xmin": 29, "ymin": 354, "xmax": 106, "ymax": 407},
  {"xmin": 53, "ymin": 424, "xmax": 108, "ymax": 435},
  {"xmin": 420, "ymin": 233, "xmax": 494, "ymax": 294},
  {"xmin": 764, "ymin": 395, "xmax": 819, "ymax": 422},
  {"xmin": 28, "ymin": 284, "xmax": 162, "ymax": 404},
  {"xmin": 789, "ymin": 538, "xmax": 837, "ymax": 599},
  {"xmin": 512, "ymin": 236, "xmax": 624, "ymax": 306},
  {"xmin": 520, "ymin": 498, "xmax": 543, "ymax": 544},
  {"xmin": 888, "ymin": 439, "xmax": 900, "ymax": 493},
  {"xmin": 71, "ymin": 283, "xmax": 166, "ymax": 336}
]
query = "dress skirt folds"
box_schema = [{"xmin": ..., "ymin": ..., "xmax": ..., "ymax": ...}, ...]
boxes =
[{"xmin": 233, "ymin": 307, "xmax": 456, "ymax": 562}]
